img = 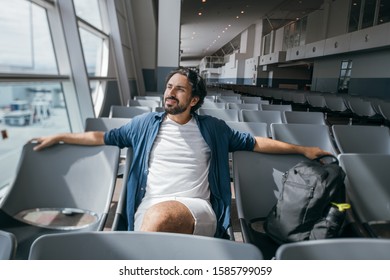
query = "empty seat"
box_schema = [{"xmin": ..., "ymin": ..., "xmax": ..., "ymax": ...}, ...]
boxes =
[
  {"xmin": 283, "ymin": 111, "xmax": 326, "ymax": 125},
  {"xmin": 128, "ymin": 99, "xmax": 161, "ymax": 108},
  {"xmin": 200, "ymin": 102, "xmax": 226, "ymax": 109},
  {"xmin": 241, "ymin": 110, "xmax": 283, "ymax": 137},
  {"xmin": 198, "ymin": 108, "xmax": 240, "ymax": 122},
  {"xmin": 225, "ymin": 121, "xmax": 268, "ymax": 137},
  {"xmin": 306, "ymin": 94, "xmax": 326, "ymax": 110},
  {"xmin": 227, "ymin": 103, "xmax": 259, "ymax": 110},
  {"xmin": 260, "ymin": 104, "xmax": 292, "ymax": 112},
  {"xmin": 332, "ymin": 125, "xmax": 390, "ymax": 153},
  {"xmin": 338, "ymin": 154, "xmax": 390, "ymax": 224},
  {"xmin": 324, "ymin": 95, "xmax": 348, "ymax": 113},
  {"xmin": 276, "ymin": 238, "xmax": 390, "ymax": 260},
  {"xmin": 346, "ymin": 96, "xmax": 376, "ymax": 118},
  {"xmin": 232, "ymin": 151, "xmax": 308, "ymax": 259},
  {"xmin": 109, "ymin": 105, "xmax": 152, "ymax": 118},
  {"xmin": 0, "ymin": 142, "xmax": 120, "ymax": 259},
  {"xmin": 29, "ymin": 231, "xmax": 263, "ymax": 260},
  {"xmin": 271, "ymin": 123, "xmax": 338, "ymax": 155}
]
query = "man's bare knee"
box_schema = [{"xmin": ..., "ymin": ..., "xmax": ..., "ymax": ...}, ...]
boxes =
[{"xmin": 140, "ymin": 200, "xmax": 194, "ymax": 234}]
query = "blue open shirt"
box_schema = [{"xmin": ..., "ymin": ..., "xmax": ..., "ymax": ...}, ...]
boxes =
[{"xmin": 104, "ymin": 112, "xmax": 255, "ymax": 238}]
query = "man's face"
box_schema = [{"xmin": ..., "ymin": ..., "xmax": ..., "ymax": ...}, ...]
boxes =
[{"xmin": 164, "ymin": 73, "xmax": 198, "ymax": 115}]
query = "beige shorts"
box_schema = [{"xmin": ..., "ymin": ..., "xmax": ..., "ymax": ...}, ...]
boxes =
[{"xmin": 134, "ymin": 197, "xmax": 217, "ymax": 237}]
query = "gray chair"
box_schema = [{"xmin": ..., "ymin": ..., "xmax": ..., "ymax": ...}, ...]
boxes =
[
  {"xmin": 271, "ymin": 123, "xmax": 338, "ymax": 155},
  {"xmin": 198, "ymin": 108, "xmax": 240, "ymax": 122},
  {"xmin": 260, "ymin": 104, "xmax": 292, "ymax": 112},
  {"xmin": 0, "ymin": 142, "xmax": 120, "ymax": 259},
  {"xmin": 109, "ymin": 105, "xmax": 152, "ymax": 118},
  {"xmin": 346, "ymin": 96, "xmax": 376, "ymax": 118},
  {"xmin": 85, "ymin": 117, "xmax": 131, "ymax": 176},
  {"xmin": 232, "ymin": 151, "xmax": 308, "ymax": 259},
  {"xmin": 225, "ymin": 121, "xmax": 268, "ymax": 137},
  {"xmin": 241, "ymin": 110, "xmax": 283, "ymax": 137},
  {"xmin": 324, "ymin": 95, "xmax": 348, "ymax": 113},
  {"xmin": 275, "ymin": 238, "xmax": 390, "ymax": 260},
  {"xmin": 332, "ymin": 125, "xmax": 390, "ymax": 154},
  {"xmin": 227, "ymin": 103, "xmax": 259, "ymax": 110},
  {"xmin": 28, "ymin": 231, "xmax": 263, "ymax": 260},
  {"xmin": 283, "ymin": 111, "xmax": 326, "ymax": 125},
  {"xmin": 338, "ymin": 153, "xmax": 390, "ymax": 224},
  {"xmin": 306, "ymin": 94, "xmax": 326, "ymax": 110},
  {"xmin": 128, "ymin": 99, "xmax": 161, "ymax": 108},
  {"xmin": 200, "ymin": 102, "xmax": 226, "ymax": 109},
  {"xmin": 0, "ymin": 230, "xmax": 16, "ymax": 260}
]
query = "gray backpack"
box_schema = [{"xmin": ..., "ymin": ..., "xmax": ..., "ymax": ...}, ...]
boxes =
[{"xmin": 264, "ymin": 155, "xmax": 349, "ymax": 244}]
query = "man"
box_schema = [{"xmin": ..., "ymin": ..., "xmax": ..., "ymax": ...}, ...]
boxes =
[{"xmin": 33, "ymin": 67, "xmax": 330, "ymax": 238}]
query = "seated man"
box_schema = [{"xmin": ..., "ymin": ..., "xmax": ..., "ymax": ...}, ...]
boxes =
[{"xmin": 32, "ymin": 67, "xmax": 330, "ymax": 238}]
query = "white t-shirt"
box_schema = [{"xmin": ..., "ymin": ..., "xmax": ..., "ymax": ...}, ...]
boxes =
[{"xmin": 144, "ymin": 115, "xmax": 211, "ymax": 200}]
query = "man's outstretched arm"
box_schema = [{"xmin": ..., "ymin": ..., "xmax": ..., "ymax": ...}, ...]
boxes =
[
  {"xmin": 253, "ymin": 136, "xmax": 332, "ymax": 160},
  {"xmin": 32, "ymin": 131, "xmax": 105, "ymax": 151}
]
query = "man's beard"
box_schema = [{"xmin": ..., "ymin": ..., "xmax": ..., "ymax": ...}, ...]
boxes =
[{"xmin": 164, "ymin": 97, "xmax": 189, "ymax": 115}]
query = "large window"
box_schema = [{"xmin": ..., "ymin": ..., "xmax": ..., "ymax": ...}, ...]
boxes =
[
  {"xmin": 0, "ymin": 0, "xmax": 57, "ymax": 74},
  {"xmin": 0, "ymin": 0, "xmax": 72, "ymax": 190},
  {"xmin": 348, "ymin": 0, "xmax": 390, "ymax": 32},
  {"xmin": 74, "ymin": 0, "xmax": 110, "ymax": 116}
]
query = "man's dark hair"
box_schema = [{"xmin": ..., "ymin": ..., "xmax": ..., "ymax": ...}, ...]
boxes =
[{"xmin": 165, "ymin": 67, "xmax": 207, "ymax": 112}]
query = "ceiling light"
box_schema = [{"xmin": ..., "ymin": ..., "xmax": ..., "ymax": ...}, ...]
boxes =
[
  {"xmin": 202, "ymin": 0, "xmax": 206, "ymax": 2},
  {"xmin": 198, "ymin": 12, "xmax": 202, "ymax": 16},
  {"xmin": 241, "ymin": 11, "xmax": 244, "ymax": 14},
  {"xmin": 236, "ymin": 16, "xmax": 239, "ymax": 19}
]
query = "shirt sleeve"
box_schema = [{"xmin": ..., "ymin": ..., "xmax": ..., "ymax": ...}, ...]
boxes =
[{"xmin": 104, "ymin": 120, "xmax": 134, "ymax": 149}]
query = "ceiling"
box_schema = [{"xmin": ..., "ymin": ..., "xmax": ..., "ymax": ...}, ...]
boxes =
[{"xmin": 180, "ymin": 0, "xmax": 326, "ymax": 66}]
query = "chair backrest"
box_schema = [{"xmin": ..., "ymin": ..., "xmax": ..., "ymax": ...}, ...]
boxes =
[
  {"xmin": 233, "ymin": 151, "xmax": 307, "ymax": 223},
  {"xmin": 241, "ymin": 110, "xmax": 283, "ymax": 137},
  {"xmin": 324, "ymin": 95, "xmax": 348, "ymax": 112},
  {"xmin": 29, "ymin": 231, "xmax": 263, "ymax": 260},
  {"xmin": 85, "ymin": 117, "xmax": 130, "ymax": 132},
  {"xmin": 332, "ymin": 125, "xmax": 390, "ymax": 154},
  {"xmin": 128, "ymin": 99, "xmax": 161, "ymax": 108},
  {"xmin": 275, "ymin": 238, "xmax": 390, "ymax": 260},
  {"xmin": 225, "ymin": 121, "xmax": 268, "ymax": 137},
  {"xmin": 227, "ymin": 103, "xmax": 259, "ymax": 110},
  {"xmin": 260, "ymin": 104, "xmax": 292, "ymax": 112},
  {"xmin": 0, "ymin": 230, "xmax": 16, "ymax": 260},
  {"xmin": 346, "ymin": 96, "xmax": 376, "ymax": 117},
  {"xmin": 109, "ymin": 105, "xmax": 152, "ymax": 118},
  {"xmin": 271, "ymin": 123, "xmax": 338, "ymax": 155},
  {"xmin": 198, "ymin": 108, "xmax": 240, "ymax": 122},
  {"xmin": 283, "ymin": 111, "xmax": 326, "ymax": 125},
  {"xmin": 1, "ymin": 142, "xmax": 120, "ymax": 230},
  {"xmin": 378, "ymin": 101, "xmax": 390, "ymax": 121},
  {"xmin": 133, "ymin": 95, "xmax": 162, "ymax": 102},
  {"xmin": 338, "ymin": 153, "xmax": 390, "ymax": 222},
  {"xmin": 306, "ymin": 94, "xmax": 326, "ymax": 108},
  {"xmin": 200, "ymin": 102, "xmax": 226, "ymax": 109}
]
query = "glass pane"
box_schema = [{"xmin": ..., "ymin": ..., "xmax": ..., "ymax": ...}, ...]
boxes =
[
  {"xmin": 348, "ymin": 0, "xmax": 362, "ymax": 32},
  {"xmin": 73, "ymin": 0, "xmax": 102, "ymax": 29},
  {"xmin": 0, "ymin": 82, "xmax": 70, "ymax": 188},
  {"xmin": 362, "ymin": 0, "xmax": 377, "ymax": 29},
  {"xmin": 0, "ymin": 0, "xmax": 58, "ymax": 74},
  {"xmin": 378, "ymin": 0, "xmax": 390, "ymax": 24},
  {"xmin": 79, "ymin": 28, "xmax": 105, "ymax": 77}
]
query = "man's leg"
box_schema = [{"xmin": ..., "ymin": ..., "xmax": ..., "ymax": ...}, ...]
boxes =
[{"xmin": 140, "ymin": 200, "xmax": 195, "ymax": 234}]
